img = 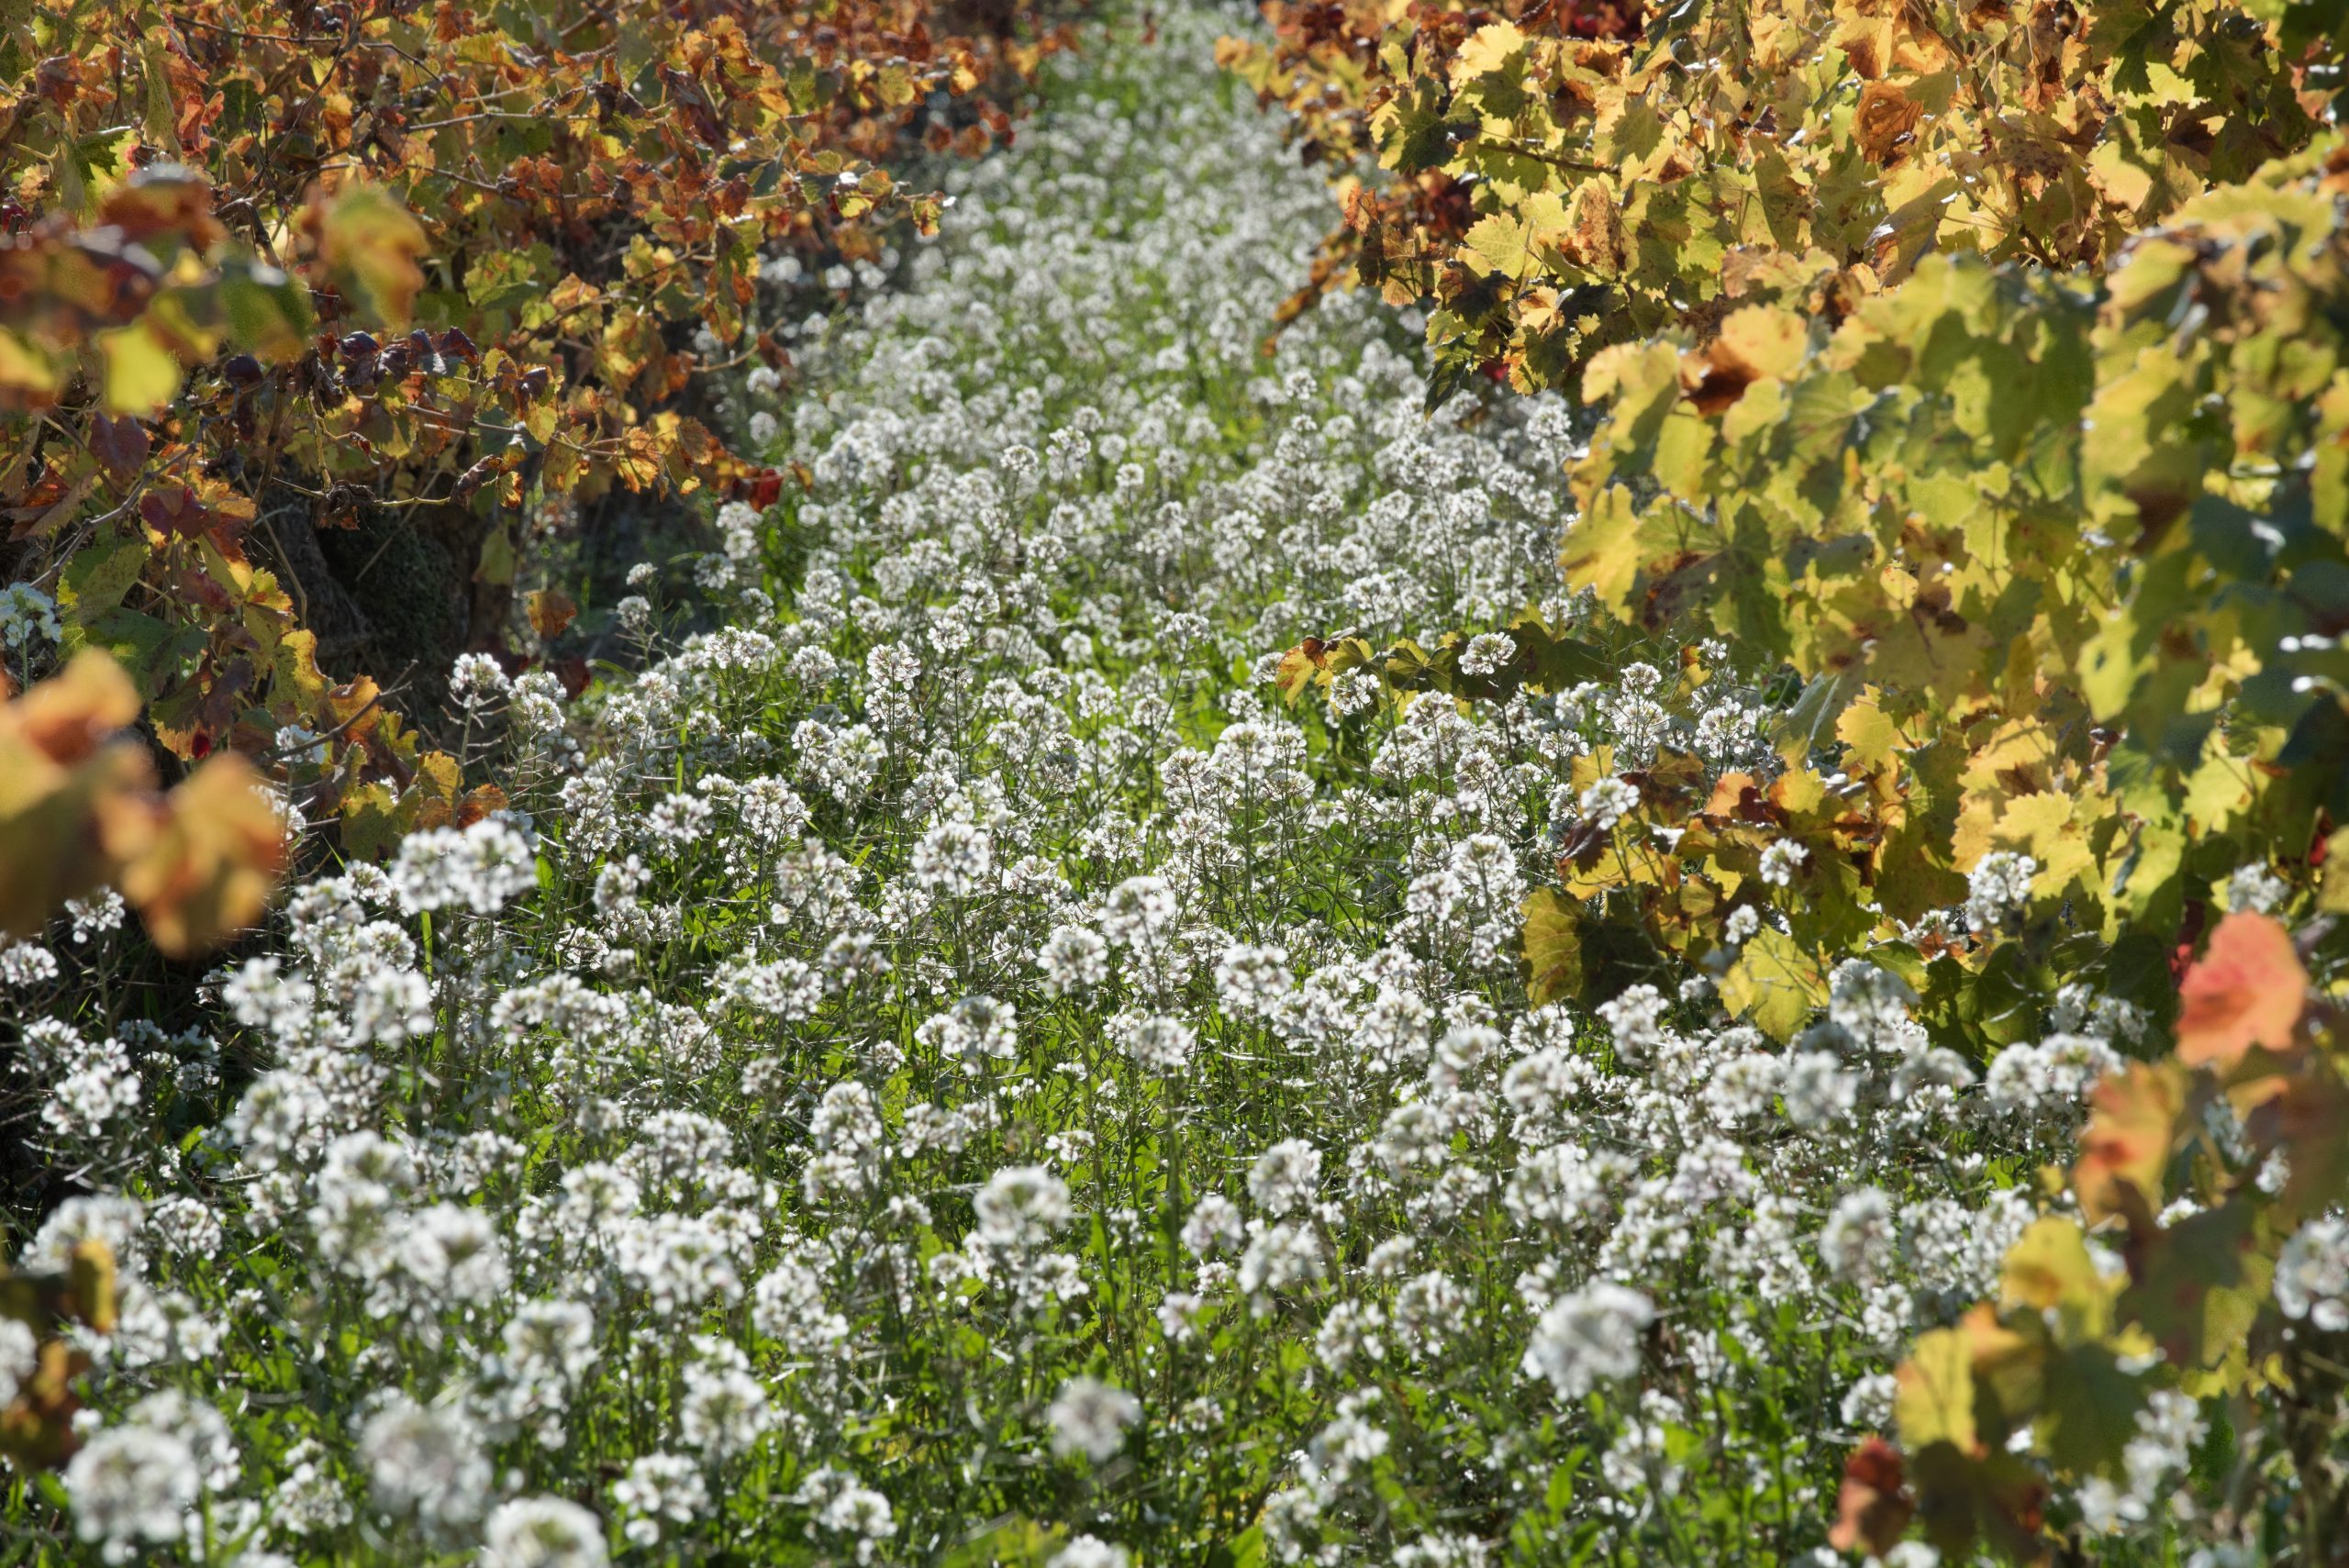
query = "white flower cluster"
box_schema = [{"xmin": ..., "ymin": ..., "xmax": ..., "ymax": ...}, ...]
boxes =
[{"xmin": 0, "ymin": 13, "xmax": 2209, "ymax": 1568}]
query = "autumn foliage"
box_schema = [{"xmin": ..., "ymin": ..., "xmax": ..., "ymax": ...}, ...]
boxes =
[
  {"xmin": 0, "ymin": 650, "xmax": 285, "ymax": 958},
  {"xmin": 0, "ymin": 0, "xmax": 1072, "ymax": 937},
  {"xmin": 1848, "ymin": 914, "xmax": 2349, "ymax": 1561},
  {"xmin": 1224, "ymin": 0, "xmax": 2343, "ymax": 397},
  {"xmin": 0, "ymin": 1240, "xmax": 117, "ymax": 1473},
  {"xmin": 1241, "ymin": 0, "xmax": 2349, "ymax": 1054},
  {"xmin": 1236, "ymin": 3, "xmax": 2349, "ymax": 933},
  {"xmin": 1238, "ymin": 6, "xmax": 2349, "ymax": 1554}
]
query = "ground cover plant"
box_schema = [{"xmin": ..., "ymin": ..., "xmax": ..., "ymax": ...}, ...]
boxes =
[{"xmin": 4, "ymin": 1, "xmax": 2349, "ymax": 1565}]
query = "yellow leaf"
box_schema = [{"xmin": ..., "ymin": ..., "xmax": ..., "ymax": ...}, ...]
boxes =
[
  {"xmin": 1713, "ymin": 304, "xmax": 1808, "ymax": 381},
  {"xmin": 416, "ymin": 749, "xmax": 465, "ymax": 808},
  {"xmin": 1274, "ymin": 640, "xmax": 1329, "ymax": 706},
  {"xmin": 1719, "ymin": 926, "xmax": 1824, "ymax": 1040},
  {"xmin": 1450, "ymin": 22, "xmax": 1524, "ymax": 84},
  {"xmin": 1462, "ymin": 213, "xmax": 1529, "ymax": 278},
  {"xmin": 0, "ymin": 327, "xmax": 62, "ymax": 406},
  {"xmin": 1896, "ymin": 1326, "xmax": 1977, "ymax": 1453},
  {"xmin": 97, "ymin": 322, "xmax": 184, "ymax": 416},
  {"xmin": 1560, "ymin": 484, "xmax": 1645, "ymax": 614},
  {"xmin": 1998, "ymin": 1218, "xmax": 2112, "ymax": 1345},
  {"xmin": 1522, "ymin": 887, "xmax": 1582, "ymax": 1006},
  {"xmin": 1987, "ymin": 791, "xmax": 2094, "ymax": 899},
  {"xmin": 1835, "ymin": 687, "xmax": 1906, "ymax": 772}
]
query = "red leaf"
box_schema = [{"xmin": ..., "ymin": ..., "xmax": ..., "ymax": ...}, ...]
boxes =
[
  {"xmin": 89, "ymin": 413, "xmax": 150, "ymax": 478},
  {"xmin": 139, "ymin": 487, "xmax": 206, "ymax": 539},
  {"xmin": 550, "ymin": 655, "xmax": 592, "ymax": 699},
  {"xmin": 1829, "ymin": 1438, "xmax": 1914, "ymax": 1556}
]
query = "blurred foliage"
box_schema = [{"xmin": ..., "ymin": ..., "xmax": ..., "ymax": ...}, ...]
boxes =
[
  {"xmin": 1853, "ymin": 915, "xmax": 2349, "ymax": 1562},
  {"xmin": 0, "ymin": 650, "xmax": 284, "ymax": 957},
  {"xmin": 0, "ymin": 1240, "xmax": 117, "ymax": 1473}
]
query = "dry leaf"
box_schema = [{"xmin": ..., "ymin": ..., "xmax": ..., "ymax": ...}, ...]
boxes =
[{"xmin": 527, "ymin": 587, "xmax": 580, "ymax": 641}]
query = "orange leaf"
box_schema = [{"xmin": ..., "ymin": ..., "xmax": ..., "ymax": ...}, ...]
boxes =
[
  {"xmin": 1705, "ymin": 771, "xmax": 1761, "ymax": 818},
  {"xmin": 0, "ymin": 652, "xmax": 161, "ymax": 938},
  {"xmin": 117, "ymin": 754, "xmax": 287, "ymax": 958},
  {"xmin": 455, "ymin": 783, "xmax": 509, "ymax": 828},
  {"xmin": 7, "ymin": 651, "xmax": 143, "ymax": 765},
  {"xmin": 2176, "ymin": 912, "xmax": 2306, "ymax": 1071}
]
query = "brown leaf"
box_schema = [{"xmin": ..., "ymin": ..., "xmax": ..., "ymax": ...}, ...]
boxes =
[
  {"xmin": 137, "ymin": 484, "xmax": 248, "ymax": 545},
  {"xmin": 1854, "ymin": 80, "xmax": 1925, "ymax": 166},
  {"xmin": 454, "ymin": 783, "xmax": 509, "ymax": 828},
  {"xmin": 549, "ymin": 654, "xmax": 593, "ymax": 699},
  {"xmin": 97, "ymin": 165, "xmax": 224, "ymax": 249},
  {"xmin": 526, "ymin": 586, "xmax": 578, "ymax": 641},
  {"xmin": 88, "ymin": 413, "xmax": 150, "ymax": 479},
  {"xmin": 9, "ymin": 472, "xmax": 97, "ymax": 540},
  {"xmin": 1561, "ymin": 179, "xmax": 1624, "ymax": 273}
]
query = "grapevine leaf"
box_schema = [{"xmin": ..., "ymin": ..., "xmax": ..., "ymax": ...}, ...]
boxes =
[{"xmin": 2175, "ymin": 912, "xmax": 2306, "ymax": 1071}]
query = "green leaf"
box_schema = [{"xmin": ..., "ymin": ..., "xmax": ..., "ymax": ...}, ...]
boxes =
[
  {"xmin": 1896, "ymin": 1328, "xmax": 1977, "ymax": 1453},
  {"xmin": 940, "ymin": 1517, "xmax": 1066, "ymax": 1568},
  {"xmin": 58, "ymin": 530, "xmax": 153, "ymax": 627},
  {"xmin": 1719, "ymin": 926, "xmax": 1822, "ymax": 1041}
]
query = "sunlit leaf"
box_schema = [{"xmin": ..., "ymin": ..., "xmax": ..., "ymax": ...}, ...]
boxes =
[
  {"xmin": 116, "ymin": 754, "xmax": 287, "ymax": 958},
  {"xmin": 2074, "ymin": 1062, "xmax": 2194, "ymax": 1227}
]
